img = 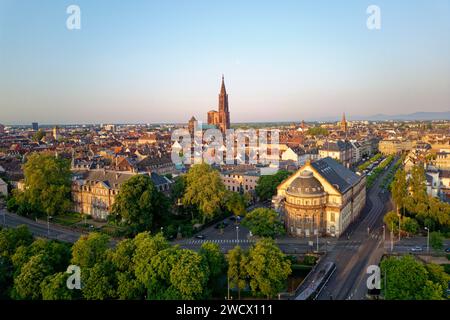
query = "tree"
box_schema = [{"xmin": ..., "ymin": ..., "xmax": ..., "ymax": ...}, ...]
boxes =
[
  {"xmin": 82, "ymin": 261, "xmax": 116, "ymax": 300},
  {"xmin": 169, "ymin": 249, "xmax": 210, "ymax": 300},
  {"xmin": 391, "ymin": 169, "xmax": 407, "ymax": 215},
  {"xmin": 132, "ymin": 232, "xmax": 169, "ymax": 287},
  {"xmin": 0, "ymin": 225, "xmax": 33, "ymax": 259},
  {"xmin": 425, "ymin": 263, "xmax": 450, "ymax": 299},
  {"xmin": 115, "ymin": 270, "xmax": 145, "ymax": 300},
  {"xmin": 112, "ymin": 174, "xmax": 169, "ymax": 235},
  {"xmin": 13, "ymin": 254, "xmax": 53, "ymax": 300},
  {"xmin": 430, "ymin": 232, "xmax": 444, "ymax": 250},
  {"xmin": 401, "ymin": 217, "xmax": 419, "ymax": 236},
  {"xmin": 71, "ymin": 233, "xmax": 109, "ymax": 269},
  {"xmin": 245, "ymin": 238, "xmax": 291, "ymax": 298},
  {"xmin": 242, "ymin": 208, "xmax": 285, "ymax": 238},
  {"xmin": 0, "ymin": 256, "xmax": 13, "ymax": 299},
  {"xmin": 381, "ymin": 255, "xmax": 444, "ymax": 300},
  {"xmin": 21, "ymin": 153, "xmax": 72, "ymax": 217},
  {"xmin": 40, "ymin": 272, "xmax": 75, "ymax": 300},
  {"xmin": 182, "ymin": 164, "xmax": 227, "ymax": 224},
  {"xmin": 383, "ymin": 211, "xmax": 399, "ymax": 233},
  {"xmin": 227, "ymin": 245, "xmax": 247, "ymax": 299},
  {"xmin": 224, "ymin": 192, "xmax": 246, "ymax": 217},
  {"xmin": 32, "ymin": 129, "xmax": 45, "ymax": 142},
  {"xmin": 106, "ymin": 238, "xmax": 145, "ymax": 300},
  {"xmin": 306, "ymin": 127, "xmax": 329, "ymax": 136},
  {"xmin": 199, "ymin": 242, "xmax": 226, "ymax": 296},
  {"xmin": 147, "ymin": 246, "xmax": 182, "ymax": 299},
  {"xmin": 255, "ymin": 170, "xmax": 290, "ymax": 201}
]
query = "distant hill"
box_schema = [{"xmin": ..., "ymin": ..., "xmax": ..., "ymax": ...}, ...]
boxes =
[{"xmin": 364, "ymin": 111, "xmax": 450, "ymax": 121}]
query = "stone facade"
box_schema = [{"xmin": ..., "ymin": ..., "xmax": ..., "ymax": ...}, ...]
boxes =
[
  {"xmin": 275, "ymin": 157, "xmax": 366, "ymax": 238},
  {"xmin": 207, "ymin": 75, "xmax": 230, "ymax": 133}
]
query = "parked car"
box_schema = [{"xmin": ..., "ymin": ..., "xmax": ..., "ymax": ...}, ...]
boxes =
[
  {"xmin": 411, "ymin": 246, "xmax": 423, "ymax": 252},
  {"xmin": 445, "ymin": 247, "xmax": 450, "ymax": 253},
  {"xmin": 195, "ymin": 234, "xmax": 206, "ymax": 240}
]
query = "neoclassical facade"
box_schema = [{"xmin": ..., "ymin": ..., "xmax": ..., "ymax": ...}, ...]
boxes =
[{"xmin": 275, "ymin": 157, "xmax": 366, "ymax": 238}]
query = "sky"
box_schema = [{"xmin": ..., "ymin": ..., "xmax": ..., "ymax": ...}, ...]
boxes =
[{"xmin": 0, "ymin": 0, "xmax": 449, "ymax": 125}]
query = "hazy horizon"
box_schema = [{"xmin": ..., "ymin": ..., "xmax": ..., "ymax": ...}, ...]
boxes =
[{"xmin": 1, "ymin": 0, "xmax": 449, "ymax": 124}]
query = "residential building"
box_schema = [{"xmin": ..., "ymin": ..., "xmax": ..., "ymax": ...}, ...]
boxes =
[
  {"xmin": 72, "ymin": 170, "xmax": 172, "ymax": 220},
  {"xmin": 379, "ymin": 139, "xmax": 414, "ymax": 155},
  {"xmin": 319, "ymin": 140, "xmax": 353, "ymax": 167}
]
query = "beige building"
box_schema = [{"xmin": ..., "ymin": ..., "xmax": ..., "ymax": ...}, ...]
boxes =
[
  {"xmin": 435, "ymin": 152, "xmax": 450, "ymax": 170},
  {"xmin": 274, "ymin": 158, "xmax": 366, "ymax": 238},
  {"xmin": 72, "ymin": 170, "xmax": 172, "ymax": 220},
  {"xmin": 220, "ymin": 169, "xmax": 260, "ymax": 194},
  {"xmin": 379, "ymin": 139, "xmax": 414, "ymax": 155}
]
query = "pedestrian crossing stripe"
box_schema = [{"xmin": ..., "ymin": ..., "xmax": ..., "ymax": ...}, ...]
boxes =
[{"xmin": 188, "ymin": 239, "xmax": 254, "ymax": 245}]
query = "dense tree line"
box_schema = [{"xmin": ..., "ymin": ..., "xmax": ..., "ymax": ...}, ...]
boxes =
[
  {"xmin": 0, "ymin": 226, "xmax": 292, "ymax": 300},
  {"xmin": 7, "ymin": 153, "xmax": 72, "ymax": 218},
  {"xmin": 381, "ymin": 255, "xmax": 449, "ymax": 300},
  {"xmin": 389, "ymin": 164, "xmax": 450, "ymax": 234}
]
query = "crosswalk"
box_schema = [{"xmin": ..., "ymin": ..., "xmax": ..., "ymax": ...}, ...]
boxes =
[{"xmin": 187, "ymin": 239, "xmax": 255, "ymax": 245}]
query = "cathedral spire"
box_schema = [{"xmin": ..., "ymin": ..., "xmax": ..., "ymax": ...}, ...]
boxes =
[{"xmin": 220, "ymin": 74, "xmax": 226, "ymax": 95}]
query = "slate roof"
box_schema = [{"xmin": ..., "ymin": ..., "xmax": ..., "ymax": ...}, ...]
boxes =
[{"xmin": 311, "ymin": 157, "xmax": 361, "ymax": 193}]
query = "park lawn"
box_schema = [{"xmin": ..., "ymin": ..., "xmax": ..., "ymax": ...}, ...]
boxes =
[{"xmin": 52, "ymin": 213, "xmax": 82, "ymax": 226}]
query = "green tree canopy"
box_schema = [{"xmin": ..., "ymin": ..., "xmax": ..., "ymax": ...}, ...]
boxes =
[
  {"xmin": 306, "ymin": 127, "xmax": 329, "ymax": 136},
  {"xmin": 242, "ymin": 208, "xmax": 285, "ymax": 238},
  {"xmin": 255, "ymin": 170, "xmax": 290, "ymax": 201},
  {"xmin": 20, "ymin": 153, "xmax": 72, "ymax": 217},
  {"xmin": 82, "ymin": 261, "xmax": 116, "ymax": 300},
  {"xmin": 132, "ymin": 232, "xmax": 169, "ymax": 287},
  {"xmin": 391, "ymin": 169, "xmax": 408, "ymax": 214},
  {"xmin": 71, "ymin": 233, "xmax": 109, "ymax": 269},
  {"xmin": 199, "ymin": 242, "xmax": 226, "ymax": 295},
  {"xmin": 182, "ymin": 164, "xmax": 227, "ymax": 223},
  {"xmin": 245, "ymin": 238, "xmax": 291, "ymax": 298},
  {"xmin": 227, "ymin": 245, "xmax": 248, "ymax": 299},
  {"xmin": 381, "ymin": 255, "xmax": 445, "ymax": 300},
  {"xmin": 40, "ymin": 272, "xmax": 76, "ymax": 300},
  {"xmin": 0, "ymin": 225, "xmax": 33, "ymax": 259},
  {"xmin": 13, "ymin": 254, "xmax": 53, "ymax": 300},
  {"xmin": 32, "ymin": 129, "xmax": 45, "ymax": 142},
  {"xmin": 430, "ymin": 232, "xmax": 444, "ymax": 250},
  {"xmin": 169, "ymin": 249, "xmax": 210, "ymax": 300},
  {"xmin": 112, "ymin": 174, "xmax": 169, "ymax": 235},
  {"xmin": 224, "ymin": 192, "xmax": 247, "ymax": 217}
]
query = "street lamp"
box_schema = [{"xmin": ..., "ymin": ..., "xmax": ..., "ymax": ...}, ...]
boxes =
[
  {"xmin": 47, "ymin": 216, "xmax": 52, "ymax": 238},
  {"xmin": 425, "ymin": 227, "xmax": 430, "ymax": 254},
  {"xmin": 236, "ymin": 226, "xmax": 239, "ymax": 242}
]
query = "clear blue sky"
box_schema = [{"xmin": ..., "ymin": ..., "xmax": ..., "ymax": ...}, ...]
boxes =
[{"xmin": 0, "ymin": 0, "xmax": 449, "ymax": 124}]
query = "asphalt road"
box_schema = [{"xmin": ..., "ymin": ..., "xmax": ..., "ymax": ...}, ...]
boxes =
[
  {"xmin": 316, "ymin": 158, "xmax": 398, "ymax": 300},
  {"xmin": 0, "ymin": 209, "xmax": 84, "ymax": 243}
]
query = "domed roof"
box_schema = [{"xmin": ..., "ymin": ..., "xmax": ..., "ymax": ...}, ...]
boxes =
[{"xmin": 287, "ymin": 170, "xmax": 324, "ymax": 196}]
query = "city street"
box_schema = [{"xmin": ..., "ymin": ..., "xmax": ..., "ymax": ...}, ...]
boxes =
[
  {"xmin": 315, "ymin": 158, "xmax": 397, "ymax": 300},
  {"xmin": 0, "ymin": 209, "xmax": 83, "ymax": 243}
]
